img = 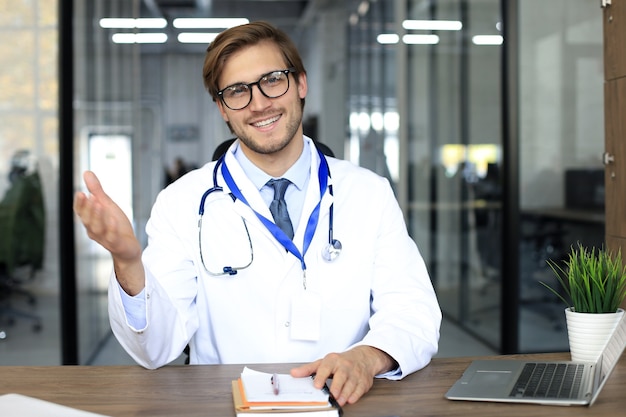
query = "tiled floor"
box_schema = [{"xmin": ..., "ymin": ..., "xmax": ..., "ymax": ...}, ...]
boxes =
[{"xmin": 1, "ymin": 293, "xmax": 496, "ymax": 366}]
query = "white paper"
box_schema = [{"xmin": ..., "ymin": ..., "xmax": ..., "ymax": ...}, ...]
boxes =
[
  {"xmin": 240, "ymin": 367, "xmax": 329, "ymax": 404},
  {"xmin": 237, "ymin": 410, "xmax": 338, "ymax": 417},
  {"xmin": 0, "ymin": 393, "xmax": 109, "ymax": 417}
]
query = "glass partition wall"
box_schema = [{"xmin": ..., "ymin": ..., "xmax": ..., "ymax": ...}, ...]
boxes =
[
  {"xmin": 1, "ymin": 0, "xmax": 605, "ymax": 364},
  {"xmin": 348, "ymin": 0, "xmax": 505, "ymax": 351},
  {"xmin": 517, "ymin": 0, "xmax": 604, "ymax": 352},
  {"xmin": 347, "ymin": 0, "xmax": 604, "ymax": 354},
  {"xmin": 0, "ymin": 0, "xmax": 61, "ymax": 364},
  {"xmin": 67, "ymin": 0, "xmax": 604, "ymax": 360},
  {"xmin": 72, "ymin": 0, "xmax": 142, "ymax": 363},
  {"xmin": 403, "ymin": 0, "xmax": 504, "ymax": 351}
]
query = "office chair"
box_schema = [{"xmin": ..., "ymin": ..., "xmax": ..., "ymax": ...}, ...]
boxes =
[{"xmin": 0, "ymin": 150, "xmax": 45, "ymax": 335}]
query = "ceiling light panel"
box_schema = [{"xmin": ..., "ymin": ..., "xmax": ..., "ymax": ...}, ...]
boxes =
[
  {"xmin": 100, "ymin": 18, "xmax": 167, "ymax": 29},
  {"xmin": 173, "ymin": 18, "xmax": 249, "ymax": 29}
]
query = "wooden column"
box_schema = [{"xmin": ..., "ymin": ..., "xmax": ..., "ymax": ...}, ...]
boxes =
[{"xmin": 603, "ymin": 0, "xmax": 626, "ymax": 309}]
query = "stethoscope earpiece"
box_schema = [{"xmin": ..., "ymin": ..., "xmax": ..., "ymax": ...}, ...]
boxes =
[{"xmin": 322, "ymin": 239, "xmax": 342, "ymax": 262}]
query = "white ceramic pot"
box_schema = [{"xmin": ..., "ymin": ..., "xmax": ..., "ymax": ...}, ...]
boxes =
[{"xmin": 565, "ymin": 307, "xmax": 625, "ymax": 362}]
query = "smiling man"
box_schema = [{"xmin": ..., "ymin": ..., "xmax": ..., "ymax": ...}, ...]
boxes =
[
  {"xmin": 204, "ymin": 24, "xmax": 309, "ymax": 178},
  {"xmin": 74, "ymin": 21, "xmax": 441, "ymax": 407}
]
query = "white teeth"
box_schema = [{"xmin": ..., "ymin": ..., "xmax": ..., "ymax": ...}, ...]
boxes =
[{"xmin": 253, "ymin": 115, "xmax": 280, "ymax": 127}]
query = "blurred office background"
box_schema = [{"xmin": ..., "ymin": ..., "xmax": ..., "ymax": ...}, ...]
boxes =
[{"xmin": 0, "ymin": 0, "xmax": 605, "ymax": 365}]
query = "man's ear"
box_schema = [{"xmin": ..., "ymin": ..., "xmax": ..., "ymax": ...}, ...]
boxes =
[{"xmin": 297, "ymin": 72, "xmax": 308, "ymax": 99}]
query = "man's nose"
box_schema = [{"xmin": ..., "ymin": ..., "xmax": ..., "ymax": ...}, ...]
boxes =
[{"xmin": 248, "ymin": 84, "xmax": 272, "ymax": 110}]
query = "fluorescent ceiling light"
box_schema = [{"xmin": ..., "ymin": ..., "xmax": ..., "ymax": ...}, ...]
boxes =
[
  {"xmin": 377, "ymin": 34, "xmax": 399, "ymax": 44},
  {"xmin": 100, "ymin": 18, "xmax": 167, "ymax": 29},
  {"xmin": 173, "ymin": 18, "xmax": 249, "ymax": 29},
  {"xmin": 402, "ymin": 34, "xmax": 440, "ymax": 45},
  {"xmin": 112, "ymin": 33, "xmax": 168, "ymax": 44},
  {"xmin": 402, "ymin": 20, "xmax": 462, "ymax": 31},
  {"xmin": 472, "ymin": 35, "xmax": 503, "ymax": 45},
  {"xmin": 178, "ymin": 33, "xmax": 220, "ymax": 44}
]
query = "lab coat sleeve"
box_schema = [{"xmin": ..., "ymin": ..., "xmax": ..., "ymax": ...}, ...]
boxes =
[
  {"xmin": 108, "ymin": 180, "xmax": 201, "ymax": 369},
  {"xmin": 109, "ymin": 264, "xmax": 195, "ymax": 369},
  {"xmin": 349, "ymin": 175, "xmax": 442, "ymax": 379}
]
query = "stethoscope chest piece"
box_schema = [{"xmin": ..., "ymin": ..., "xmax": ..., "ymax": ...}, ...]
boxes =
[{"xmin": 322, "ymin": 239, "xmax": 342, "ymax": 262}]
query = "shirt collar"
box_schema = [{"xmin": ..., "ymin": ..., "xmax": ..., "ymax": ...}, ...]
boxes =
[{"xmin": 233, "ymin": 138, "xmax": 311, "ymax": 192}]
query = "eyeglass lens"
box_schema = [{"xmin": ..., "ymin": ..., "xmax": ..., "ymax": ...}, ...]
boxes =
[{"xmin": 220, "ymin": 70, "xmax": 291, "ymax": 110}]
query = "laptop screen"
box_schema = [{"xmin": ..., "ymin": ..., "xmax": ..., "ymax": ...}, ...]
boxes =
[{"xmin": 590, "ymin": 313, "xmax": 626, "ymax": 405}]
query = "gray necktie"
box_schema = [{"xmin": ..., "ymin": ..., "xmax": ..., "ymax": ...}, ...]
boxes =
[{"xmin": 267, "ymin": 178, "xmax": 294, "ymax": 239}]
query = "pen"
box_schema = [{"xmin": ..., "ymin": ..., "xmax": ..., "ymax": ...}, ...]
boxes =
[
  {"xmin": 311, "ymin": 375, "xmax": 344, "ymax": 417},
  {"xmin": 271, "ymin": 373, "xmax": 280, "ymax": 395},
  {"xmin": 321, "ymin": 382, "xmax": 343, "ymax": 417}
]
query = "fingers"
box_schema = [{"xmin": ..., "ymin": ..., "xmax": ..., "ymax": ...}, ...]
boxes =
[
  {"xmin": 73, "ymin": 170, "xmax": 132, "ymax": 254},
  {"xmin": 73, "ymin": 170, "xmax": 144, "ymax": 293},
  {"xmin": 290, "ymin": 360, "xmax": 320, "ymax": 379},
  {"xmin": 291, "ymin": 351, "xmax": 375, "ymax": 406},
  {"xmin": 74, "ymin": 173, "xmax": 105, "ymax": 232},
  {"xmin": 321, "ymin": 353, "xmax": 372, "ymax": 406},
  {"xmin": 74, "ymin": 171, "xmax": 106, "ymax": 221},
  {"xmin": 74, "ymin": 190, "xmax": 114, "ymax": 244}
]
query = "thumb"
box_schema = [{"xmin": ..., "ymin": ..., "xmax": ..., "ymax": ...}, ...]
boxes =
[{"xmin": 83, "ymin": 170, "xmax": 106, "ymax": 198}]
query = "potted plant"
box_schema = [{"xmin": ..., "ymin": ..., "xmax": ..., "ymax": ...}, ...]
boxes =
[{"xmin": 541, "ymin": 243, "xmax": 626, "ymax": 362}]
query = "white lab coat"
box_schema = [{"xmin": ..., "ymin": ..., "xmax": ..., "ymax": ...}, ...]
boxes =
[{"xmin": 108, "ymin": 139, "xmax": 441, "ymax": 378}]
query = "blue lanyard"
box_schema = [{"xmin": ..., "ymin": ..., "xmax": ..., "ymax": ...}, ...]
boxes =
[{"xmin": 220, "ymin": 150, "xmax": 329, "ymax": 272}]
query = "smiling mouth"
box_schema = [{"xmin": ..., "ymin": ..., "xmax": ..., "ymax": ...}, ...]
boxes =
[{"xmin": 252, "ymin": 115, "xmax": 280, "ymax": 128}]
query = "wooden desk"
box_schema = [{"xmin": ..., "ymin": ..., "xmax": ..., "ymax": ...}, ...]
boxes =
[{"xmin": 1, "ymin": 353, "xmax": 625, "ymax": 416}]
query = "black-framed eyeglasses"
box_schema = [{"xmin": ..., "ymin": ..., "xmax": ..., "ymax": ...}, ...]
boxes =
[{"xmin": 217, "ymin": 68, "xmax": 296, "ymax": 110}]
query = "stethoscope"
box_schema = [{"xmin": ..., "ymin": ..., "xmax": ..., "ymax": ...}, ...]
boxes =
[{"xmin": 198, "ymin": 148, "xmax": 342, "ymax": 276}]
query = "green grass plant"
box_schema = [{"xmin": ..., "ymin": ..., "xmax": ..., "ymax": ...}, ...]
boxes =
[{"xmin": 541, "ymin": 243, "xmax": 626, "ymax": 314}]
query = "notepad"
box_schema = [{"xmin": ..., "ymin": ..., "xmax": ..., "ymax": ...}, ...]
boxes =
[{"xmin": 232, "ymin": 367, "xmax": 341, "ymax": 416}]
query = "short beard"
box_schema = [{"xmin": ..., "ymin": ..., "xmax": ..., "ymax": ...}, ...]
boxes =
[{"xmin": 235, "ymin": 110, "xmax": 303, "ymax": 155}]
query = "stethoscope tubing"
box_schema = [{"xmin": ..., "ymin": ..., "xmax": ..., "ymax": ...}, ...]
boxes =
[{"xmin": 197, "ymin": 149, "xmax": 341, "ymax": 270}]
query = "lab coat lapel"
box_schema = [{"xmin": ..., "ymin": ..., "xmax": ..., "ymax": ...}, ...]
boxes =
[
  {"xmin": 222, "ymin": 151, "xmax": 274, "ymax": 221},
  {"xmin": 220, "ymin": 151, "xmax": 290, "ymax": 255},
  {"xmin": 219, "ymin": 140, "xmax": 332, "ymax": 255},
  {"xmin": 293, "ymin": 140, "xmax": 332, "ymax": 245}
]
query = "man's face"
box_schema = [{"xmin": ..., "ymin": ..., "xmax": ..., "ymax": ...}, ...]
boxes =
[{"xmin": 216, "ymin": 41, "xmax": 307, "ymax": 156}]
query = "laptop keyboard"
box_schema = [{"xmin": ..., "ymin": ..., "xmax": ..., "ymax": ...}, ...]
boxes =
[{"xmin": 509, "ymin": 363, "xmax": 585, "ymax": 399}]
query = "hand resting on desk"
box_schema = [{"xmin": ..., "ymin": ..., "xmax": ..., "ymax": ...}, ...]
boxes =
[{"xmin": 290, "ymin": 345, "xmax": 398, "ymax": 406}]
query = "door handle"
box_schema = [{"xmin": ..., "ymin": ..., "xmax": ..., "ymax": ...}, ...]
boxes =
[{"xmin": 603, "ymin": 152, "xmax": 615, "ymax": 165}]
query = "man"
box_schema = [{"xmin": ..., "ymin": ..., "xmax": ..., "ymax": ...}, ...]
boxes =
[{"xmin": 74, "ymin": 21, "xmax": 441, "ymax": 406}]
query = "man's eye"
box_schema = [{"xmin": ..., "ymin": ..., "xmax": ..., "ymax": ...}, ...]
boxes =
[
  {"xmin": 264, "ymin": 73, "xmax": 283, "ymax": 85},
  {"xmin": 226, "ymin": 85, "xmax": 248, "ymax": 97}
]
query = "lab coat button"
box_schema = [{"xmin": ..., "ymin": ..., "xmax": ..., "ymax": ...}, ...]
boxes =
[{"xmin": 284, "ymin": 321, "xmax": 290, "ymax": 327}]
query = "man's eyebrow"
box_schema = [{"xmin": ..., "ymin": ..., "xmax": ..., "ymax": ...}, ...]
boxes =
[{"xmin": 222, "ymin": 69, "xmax": 287, "ymax": 88}]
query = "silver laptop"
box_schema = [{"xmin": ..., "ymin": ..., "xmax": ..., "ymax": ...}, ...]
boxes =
[{"xmin": 445, "ymin": 313, "xmax": 626, "ymax": 406}]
